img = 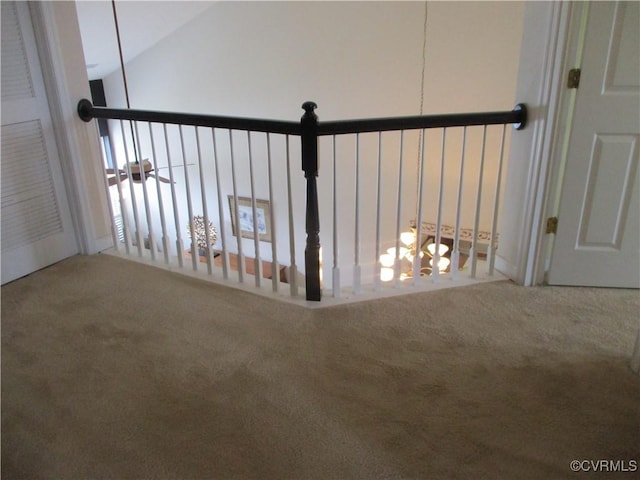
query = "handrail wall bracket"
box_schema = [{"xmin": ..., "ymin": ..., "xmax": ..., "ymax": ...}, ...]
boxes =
[
  {"xmin": 513, "ymin": 103, "xmax": 527, "ymax": 131},
  {"xmin": 77, "ymin": 98, "xmax": 94, "ymax": 122}
]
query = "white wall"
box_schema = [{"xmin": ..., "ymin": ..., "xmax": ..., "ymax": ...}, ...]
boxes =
[{"xmin": 99, "ymin": 1, "xmax": 524, "ymax": 287}]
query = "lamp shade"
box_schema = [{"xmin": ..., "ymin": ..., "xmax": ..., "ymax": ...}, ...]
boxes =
[
  {"xmin": 380, "ymin": 267, "xmax": 394, "ymax": 282},
  {"xmin": 400, "ymin": 231, "xmax": 416, "ymax": 246},
  {"xmin": 379, "ymin": 254, "xmax": 395, "ymax": 268},
  {"xmin": 386, "ymin": 247, "xmax": 409, "ymax": 259},
  {"xmin": 426, "ymin": 243, "xmax": 449, "ymax": 257},
  {"xmin": 429, "ymin": 256, "xmax": 451, "ymax": 272}
]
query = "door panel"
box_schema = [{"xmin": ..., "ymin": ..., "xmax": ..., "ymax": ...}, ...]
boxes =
[
  {"xmin": 578, "ymin": 134, "xmax": 637, "ymax": 248},
  {"xmin": 1, "ymin": 1, "xmax": 78, "ymax": 284},
  {"xmin": 548, "ymin": 1, "xmax": 639, "ymax": 288}
]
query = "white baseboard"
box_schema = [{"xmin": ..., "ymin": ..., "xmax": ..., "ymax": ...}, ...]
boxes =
[
  {"xmin": 94, "ymin": 235, "xmax": 114, "ymax": 254},
  {"xmin": 494, "ymin": 255, "xmax": 518, "ymax": 283}
]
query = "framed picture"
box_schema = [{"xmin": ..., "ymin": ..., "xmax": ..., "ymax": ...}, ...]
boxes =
[{"xmin": 228, "ymin": 195, "xmax": 272, "ymax": 242}]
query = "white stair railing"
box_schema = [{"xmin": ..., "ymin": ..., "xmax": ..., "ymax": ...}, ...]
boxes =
[{"xmin": 79, "ymin": 99, "xmax": 526, "ymax": 302}]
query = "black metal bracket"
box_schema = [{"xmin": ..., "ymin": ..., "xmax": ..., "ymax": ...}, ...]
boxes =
[
  {"xmin": 513, "ymin": 103, "xmax": 527, "ymax": 131},
  {"xmin": 77, "ymin": 98, "xmax": 94, "ymax": 122}
]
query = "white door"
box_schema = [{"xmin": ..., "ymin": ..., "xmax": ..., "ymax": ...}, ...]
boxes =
[
  {"xmin": 1, "ymin": 1, "xmax": 78, "ymax": 284},
  {"xmin": 548, "ymin": 1, "xmax": 639, "ymax": 288}
]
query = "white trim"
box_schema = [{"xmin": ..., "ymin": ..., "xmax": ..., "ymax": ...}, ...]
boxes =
[
  {"xmin": 497, "ymin": 2, "xmax": 574, "ymax": 286},
  {"xmin": 494, "ymin": 255, "xmax": 517, "ymax": 282},
  {"xmin": 411, "ymin": 220, "xmax": 497, "ymax": 245},
  {"xmin": 521, "ymin": 2, "xmax": 573, "ymax": 286},
  {"xmin": 29, "ymin": 2, "xmax": 112, "ymax": 255},
  {"xmin": 537, "ymin": 3, "xmax": 590, "ymax": 284}
]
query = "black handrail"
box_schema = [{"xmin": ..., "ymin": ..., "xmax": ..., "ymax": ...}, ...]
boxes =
[
  {"xmin": 78, "ymin": 98, "xmax": 527, "ymax": 137},
  {"xmin": 318, "ymin": 104, "xmax": 527, "ymax": 135},
  {"xmin": 77, "ymin": 99, "xmax": 301, "ymax": 135}
]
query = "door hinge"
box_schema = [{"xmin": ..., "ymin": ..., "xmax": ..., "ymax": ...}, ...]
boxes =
[
  {"xmin": 567, "ymin": 68, "xmax": 581, "ymax": 89},
  {"xmin": 546, "ymin": 216, "xmax": 558, "ymax": 234}
]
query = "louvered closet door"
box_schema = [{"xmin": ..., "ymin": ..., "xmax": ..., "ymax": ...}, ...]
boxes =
[{"xmin": 1, "ymin": 1, "xmax": 78, "ymax": 284}]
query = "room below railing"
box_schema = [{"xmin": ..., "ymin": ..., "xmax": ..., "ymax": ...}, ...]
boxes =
[{"xmin": 78, "ymin": 99, "xmax": 526, "ymax": 302}]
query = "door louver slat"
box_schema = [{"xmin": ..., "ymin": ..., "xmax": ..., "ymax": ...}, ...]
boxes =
[
  {"xmin": 1, "ymin": 1, "xmax": 35, "ymax": 101},
  {"xmin": 1, "ymin": 120, "xmax": 63, "ymax": 253}
]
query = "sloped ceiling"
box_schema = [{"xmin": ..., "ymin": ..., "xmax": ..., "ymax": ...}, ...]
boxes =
[{"xmin": 76, "ymin": 0, "xmax": 214, "ymax": 80}]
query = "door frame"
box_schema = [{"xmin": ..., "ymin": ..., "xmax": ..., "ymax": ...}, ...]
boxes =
[
  {"xmin": 496, "ymin": 1, "xmax": 591, "ymax": 286},
  {"xmin": 532, "ymin": 1, "xmax": 592, "ymax": 286},
  {"xmin": 28, "ymin": 1, "xmax": 112, "ymax": 255},
  {"xmin": 539, "ymin": 2, "xmax": 591, "ymax": 285}
]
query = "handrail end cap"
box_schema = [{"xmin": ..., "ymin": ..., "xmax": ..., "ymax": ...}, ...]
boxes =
[
  {"xmin": 513, "ymin": 103, "xmax": 527, "ymax": 130},
  {"xmin": 77, "ymin": 98, "xmax": 94, "ymax": 122}
]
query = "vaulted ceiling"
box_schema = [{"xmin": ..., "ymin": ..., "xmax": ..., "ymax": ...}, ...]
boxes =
[{"xmin": 76, "ymin": 0, "xmax": 214, "ymax": 80}]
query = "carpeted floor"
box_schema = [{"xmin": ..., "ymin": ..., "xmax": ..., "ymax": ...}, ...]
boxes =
[{"xmin": 2, "ymin": 254, "xmax": 639, "ymax": 479}]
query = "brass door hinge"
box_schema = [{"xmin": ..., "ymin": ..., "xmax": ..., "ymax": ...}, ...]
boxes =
[
  {"xmin": 567, "ymin": 68, "xmax": 581, "ymax": 89},
  {"xmin": 546, "ymin": 216, "xmax": 558, "ymax": 234}
]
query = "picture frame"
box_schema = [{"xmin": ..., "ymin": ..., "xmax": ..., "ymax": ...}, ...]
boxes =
[{"xmin": 228, "ymin": 195, "xmax": 272, "ymax": 243}]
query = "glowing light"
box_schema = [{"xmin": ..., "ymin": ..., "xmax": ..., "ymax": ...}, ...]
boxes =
[
  {"xmin": 380, "ymin": 267, "xmax": 394, "ymax": 282},
  {"xmin": 405, "ymin": 251, "xmax": 425, "ymax": 263},
  {"xmin": 429, "ymin": 256, "xmax": 451, "ymax": 272},
  {"xmin": 427, "ymin": 243, "xmax": 450, "ymax": 257},
  {"xmin": 400, "ymin": 231, "xmax": 416, "ymax": 246},
  {"xmin": 379, "ymin": 254, "xmax": 395, "ymax": 268},
  {"xmin": 386, "ymin": 247, "xmax": 409, "ymax": 259}
]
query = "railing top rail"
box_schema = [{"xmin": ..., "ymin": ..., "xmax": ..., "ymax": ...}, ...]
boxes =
[
  {"xmin": 77, "ymin": 99, "xmax": 302, "ymax": 135},
  {"xmin": 78, "ymin": 99, "xmax": 526, "ymax": 137},
  {"xmin": 317, "ymin": 104, "xmax": 527, "ymax": 135}
]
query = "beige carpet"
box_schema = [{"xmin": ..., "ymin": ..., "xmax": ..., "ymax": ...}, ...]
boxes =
[{"xmin": 2, "ymin": 254, "xmax": 639, "ymax": 479}]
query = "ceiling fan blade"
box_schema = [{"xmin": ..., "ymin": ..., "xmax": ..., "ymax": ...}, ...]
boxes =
[
  {"xmin": 108, "ymin": 174, "xmax": 128, "ymax": 186},
  {"xmin": 156, "ymin": 163, "xmax": 195, "ymax": 170},
  {"xmin": 149, "ymin": 173, "xmax": 173, "ymax": 184}
]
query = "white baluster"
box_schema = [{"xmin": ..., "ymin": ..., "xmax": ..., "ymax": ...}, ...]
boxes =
[
  {"xmin": 285, "ymin": 135, "xmax": 298, "ymax": 296},
  {"xmin": 163, "ymin": 124, "xmax": 184, "ymax": 268},
  {"xmin": 121, "ymin": 120, "xmax": 143, "ymax": 257},
  {"xmin": 413, "ymin": 129, "xmax": 427, "ymax": 284},
  {"xmin": 266, "ymin": 133, "xmax": 280, "ymax": 292},
  {"xmin": 179, "ymin": 125, "xmax": 197, "ymax": 271},
  {"xmin": 95, "ymin": 121, "xmax": 119, "ymax": 251},
  {"xmin": 332, "ymin": 135, "xmax": 340, "ymax": 298},
  {"xmin": 247, "ymin": 131, "xmax": 262, "ymax": 288},
  {"xmin": 148, "ymin": 123, "xmax": 170, "ymax": 264},
  {"xmin": 133, "ymin": 121, "xmax": 156, "ymax": 261},
  {"xmin": 470, "ymin": 125, "xmax": 488, "ymax": 279},
  {"xmin": 374, "ymin": 132, "xmax": 383, "ymax": 292},
  {"xmin": 229, "ymin": 130, "xmax": 244, "ymax": 283},
  {"xmin": 195, "ymin": 127, "xmax": 214, "ymax": 275},
  {"xmin": 394, "ymin": 131, "xmax": 405, "ymax": 287},
  {"xmin": 353, "ymin": 133, "xmax": 361, "ymax": 295},
  {"xmin": 211, "ymin": 128, "xmax": 229, "ymax": 279},
  {"xmin": 433, "ymin": 128, "xmax": 447, "ymax": 283},
  {"xmin": 451, "ymin": 127, "xmax": 468, "ymax": 280},
  {"xmin": 488, "ymin": 124, "xmax": 507, "ymax": 276}
]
